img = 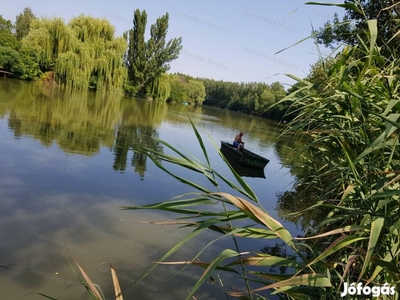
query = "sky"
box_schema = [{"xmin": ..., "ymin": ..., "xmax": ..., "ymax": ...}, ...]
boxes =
[{"xmin": 0, "ymin": 0, "xmax": 342, "ymax": 87}]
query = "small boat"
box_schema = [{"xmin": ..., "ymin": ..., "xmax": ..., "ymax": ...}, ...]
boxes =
[
  {"xmin": 220, "ymin": 141, "xmax": 270, "ymax": 169},
  {"xmin": 221, "ymin": 148, "xmax": 266, "ymax": 178}
]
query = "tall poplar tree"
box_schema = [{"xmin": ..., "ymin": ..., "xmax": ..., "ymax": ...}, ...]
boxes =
[
  {"xmin": 15, "ymin": 7, "xmax": 36, "ymax": 40},
  {"xmin": 125, "ymin": 9, "xmax": 182, "ymax": 97}
]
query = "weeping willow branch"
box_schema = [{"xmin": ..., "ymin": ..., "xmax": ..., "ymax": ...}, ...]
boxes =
[{"xmin": 22, "ymin": 15, "xmax": 127, "ymax": 93}]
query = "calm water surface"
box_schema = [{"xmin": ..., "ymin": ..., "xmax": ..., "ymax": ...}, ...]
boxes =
[{"xmin": 0, "ymin": 79, "xmax": 299, "ymax": 299}]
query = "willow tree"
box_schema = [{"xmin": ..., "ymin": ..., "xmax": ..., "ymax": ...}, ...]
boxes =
[
  {"xmin": 125, "ymin": 9, "xmax": 182, "ymax": 97},
  {"xmin": 149, "ymin": 72, "xmax": 171, "ymax": 101},
  {"xmin": 21, "ymin": 15, "xmax": 127, "ymax": 92},
  {"xmin": 57, "ymin": 15, "xmax": 127, "ymax": 92},
  {"xmin": 22, "ymin": 18, "xmax": 75, "ymax": 69}
]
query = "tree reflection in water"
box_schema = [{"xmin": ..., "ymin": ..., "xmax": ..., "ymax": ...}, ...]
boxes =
[{"xmin": 1, "ymin": 80, "xmax": 167, "ymax": 179}]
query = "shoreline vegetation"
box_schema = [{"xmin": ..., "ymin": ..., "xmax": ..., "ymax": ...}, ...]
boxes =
[
  {"xmin": 0, "ymin": 7, "xmax": 292, "ymax": 122},
  {"xmin": 3, "ymin": 1, "xmax": 400, "ymax": 299}
]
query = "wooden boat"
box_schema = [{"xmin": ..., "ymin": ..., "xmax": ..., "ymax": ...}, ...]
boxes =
[
  {"xmin": 221, "ymin": 147, "xmax": 266, "ymax": 178},
  {"xmin": 220, "ymin": 141, "xmax": 270, "ymax": 169}
]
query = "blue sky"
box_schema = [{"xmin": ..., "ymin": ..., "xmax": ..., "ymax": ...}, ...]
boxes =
[{"xmin": 1, "ymin": 0, "xmax": 342, "ymax": 87}]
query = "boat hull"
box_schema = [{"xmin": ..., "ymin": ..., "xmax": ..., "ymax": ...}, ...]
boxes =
[{"xmin": 220, "ymin": 141, "xmax": 270, "ymax": 169}]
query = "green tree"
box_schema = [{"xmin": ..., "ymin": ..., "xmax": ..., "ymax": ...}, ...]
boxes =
[
  {"xmin": 0, "ymin": 15, "xmax": 17, "ymax": 49},
  {"xmin": 315, "ymin": 1, "xmax": 400, "ymax": 56},
  {"xmin": 125, "ymin": 9, "xmax": 182, "ymax": 97},
  {"xmin": 0, "ymin": 45, "xmax": 42, "ymax": 79},
  {"xmin": 125, "ymin": 9, "xmax": 147, "ymax": 96},
  {"xmin": 198, "ymin": 77, "xmax": 289, "ymax": 119},
  {"xmin": 22, "ymin": 15, "xmax": 127, "ymax": 91},
  {"xmin": 186, "ymin": 79, "xmax": 206, "ymax": 105},
  {"xmin": 168, "ymin": 74, "xmax": 188, "ymax": 103},
  {"xmin": 22, "ymin": 17, "xmax": 71, "ymax": 69},
  {"xmin": 149, "ymin": 72, "xmax": 171, "ymax": 102},
  {"xmin": 259, "ymin": 88, "xmax": 275, "ymax": 110},
  {"xmin": 167, "ymin": 74, "xmax": 206, "ymax": 105},
  {"xmin": 15, "ymin": 7, "xmax": 36, "ymax": 40}
]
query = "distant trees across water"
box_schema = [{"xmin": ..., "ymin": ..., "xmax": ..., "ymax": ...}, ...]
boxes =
[{"xmin": 0, "ymin": 7, "xmax": 294, "ymax": 122}]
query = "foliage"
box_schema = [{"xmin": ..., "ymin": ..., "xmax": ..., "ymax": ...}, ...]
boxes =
[
  {"xmin": 313, "ymin": 0, "xmax": 400, "ymax": 57},
  {"xmin": 21, "ymin": 15, "xmax": 127, "ymax": 92},
  {"xmin": 15, "ymin": 7, "xmax": 36, "ymax": 40},
  {"xmin": 274, "ymin": 5, "xmax": 400, "ymax": 295},
  {"xmin": 0, "ymin": 14, "xmax": 18, "ymax": 49},
  {"xmin": 125, "ymin": 9, "xmax": 182, "ymax": 97},
  {"xmin": 286, "ymin": 57, "xmax": 337, "ymax": 96},
  {"xmin": 0, "ymin": 45, "xmax": 42, "ymax": 79},
  {"xmin": 149, "ymin": 72, "xmax": 171, "ymax": 102},
  {"xmin": 22, "ymin": 17, "xmax": 70, "ymax": 70},
  {"xmin": 168, "ymin": 74, "xmax": 206, "ymax": 105},
  {"xmin": 186, "ymin": 79, "xmax": 206, "ymax": 105},
  {"xmin": 1, "ymin": 8, "xmax": 183, "ymax": 97},
  {"xmin": 168, "ymin": 74, "xmax": 188, "ymax": 103},
  {"xmin": 198, "ymin": 78, "xmax": 290, "ymax": 121}
]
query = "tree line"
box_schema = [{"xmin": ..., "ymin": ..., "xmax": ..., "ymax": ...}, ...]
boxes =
[
  {"xmin": 0, "ymin": 7, "xmax": 294, "ymax": 122},
  {"xmin": 197, "ymin": 78, "xmax": 293, "ymax": 121},
  {"xmin": 0, "ymin": 8, "xmax": 198, "ymax": 101},
  {"xmin": 4, "ymin": 2, "xmax": 395, "ymax": 122}
]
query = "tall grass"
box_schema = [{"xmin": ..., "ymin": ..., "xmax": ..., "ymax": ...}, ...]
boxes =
[
  {"xmin": 31, "ymin": 258, "xmax": 123, "ymax": 300},
  {"xmin": 274, "ymin": 1, "xmax": 400, "ymax": 297}
]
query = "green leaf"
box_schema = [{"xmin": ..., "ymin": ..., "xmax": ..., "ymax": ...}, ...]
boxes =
[
  {"xmin": 382, "ymin": 99, "xmax": 400, "ymax": 116},
  {"xmin": 189, "ymin": 117, "xmax": 211, "ymax": 167},
  {"xmin": 305, "ymin": 2, "xmax": 364, "ymax": 15},
  {"xmin": 185, "ymin": 249, "xmax": 242, "ymax": 300},
  {"xmin": 367, "ymin": 19, "xmax": 378, "ymax": 65},
  {"xmin": 370, "ymin": 257, "xmax": 400, "ymax": 275},
  {"xmin": 294, "ymin": 225, "xmax": 368, "ymax": 240},
  {"xmin": 215, "ymin": 192, "xmax": 295, "ymax": 248},
  {"xmin": 367, "ymin": 243, "xmax": 400, "ymax": 285},
  {"xmin": 225, "ymin": 227, "xmax": 279, "ymax": 239},
  {"xmin": 251, "ymin": 273, "xmax": 332, "ymax": 293},
  {"xmin": 308, "ymin": 235, "xmax": 368, "ymax": 266},
  {"xmin": 275, "ymin": 35, "xmax": 314, "ymax": 55},
  {"xmin": 225, "ymin": 254, "xmax": 305, "ymax": 269},
  {"xmin": 147, "ymin": 155, "xmax": 211, "ymax": 193},
  {"xmin": 358, "ymin": 217, "xmax": 384, "ymax": 281},
  {"xmin": 24, "ymin": 293, "xmax": 59, "ymax": 300}
]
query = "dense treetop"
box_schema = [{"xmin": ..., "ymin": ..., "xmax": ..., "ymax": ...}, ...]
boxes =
[{"xmin": 315, "ymin": 0, "xmax": 400, "ymax": 57}]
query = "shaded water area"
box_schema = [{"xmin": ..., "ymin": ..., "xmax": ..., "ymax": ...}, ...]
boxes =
[{"xmin": 0, "ymin": 79, "xmax": 301, "ymax": 299}]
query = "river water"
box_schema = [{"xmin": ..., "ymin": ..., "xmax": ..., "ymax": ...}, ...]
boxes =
[{"xmin": 0, "ymin": 79, "xmax": 299, "ymax": 299}]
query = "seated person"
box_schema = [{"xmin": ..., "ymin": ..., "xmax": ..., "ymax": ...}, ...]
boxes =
[{"xmin": 233, "ymin": 132, "xmax": 245, "ymax": 150}]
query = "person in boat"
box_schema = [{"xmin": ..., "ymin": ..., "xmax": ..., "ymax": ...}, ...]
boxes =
[{"xmin": 233, "ymin": 132, "xmax": 245, "ymax": 150}]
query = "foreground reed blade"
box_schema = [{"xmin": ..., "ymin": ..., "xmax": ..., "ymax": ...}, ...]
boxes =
[{"xmin": 31, "ymin": 258, "xmax": 123, "ymax": 300}]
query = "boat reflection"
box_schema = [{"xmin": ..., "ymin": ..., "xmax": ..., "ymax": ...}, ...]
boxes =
[{"xmin": 220, "ymin": 145, "xmax": 266, "ymax": 179}]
